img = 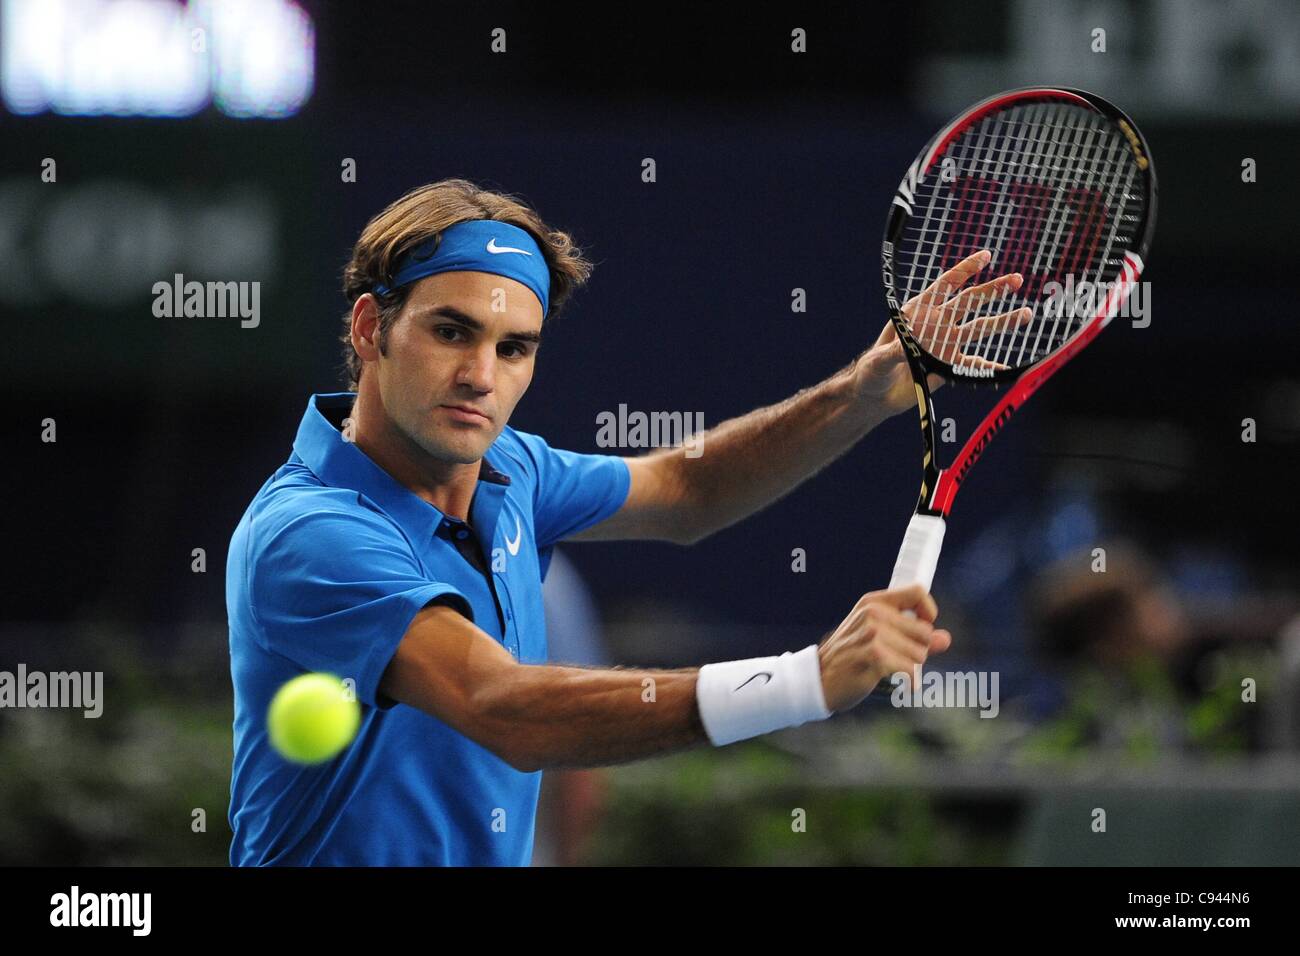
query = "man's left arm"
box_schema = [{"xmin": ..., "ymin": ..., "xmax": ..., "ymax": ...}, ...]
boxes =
[{"xmin": 571, "ymin": 329, "xmax": 919, "ymax": 546}]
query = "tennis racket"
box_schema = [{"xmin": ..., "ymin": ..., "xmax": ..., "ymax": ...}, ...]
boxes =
[{"xmin": 883, "ymin": 87, "xmax": 1157, "ymax": 597}]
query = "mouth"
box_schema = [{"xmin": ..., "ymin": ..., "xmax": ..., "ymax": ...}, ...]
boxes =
[{"xmin": 439, "ymin": 404, "xmax": 492, "ymax": 424}]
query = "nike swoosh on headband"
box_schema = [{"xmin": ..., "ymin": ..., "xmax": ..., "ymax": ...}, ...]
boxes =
[
  {"xmin": 486, "ymin": 238, "xmax": 533, "ymax": 256},
  {"xmin": 372, "ymin": 220, "xmax": 550, "ymax": 312}
]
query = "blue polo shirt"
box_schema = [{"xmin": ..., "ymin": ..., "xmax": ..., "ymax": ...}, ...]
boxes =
[{"xmin": 226, "ymin": 392, "xmax": 631, "ymax": 866}]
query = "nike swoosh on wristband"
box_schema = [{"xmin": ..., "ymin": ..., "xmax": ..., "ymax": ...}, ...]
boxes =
[
  {"xmin": 505, "ymin": 516, "xmax": 522, "ymax": 556},
  {"xmin": 486, "ymin": 238, "xmax": 533, "ymax": 256},
  {"xmin": 733, "ymin": 671, "xmax": 773, "ymax": 692}
]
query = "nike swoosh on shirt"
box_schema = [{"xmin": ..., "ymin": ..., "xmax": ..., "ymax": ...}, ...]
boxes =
[
  {"xmin": 733, "ymin": 671, "xmax": 773, "ymax": 692},
  {"xmin": 505, "ymin": 516, "xmax": 522, "ymax": 556},
  {"xmin": 486, "ymin": 238, "xmax": 533, "ymax": 256}
]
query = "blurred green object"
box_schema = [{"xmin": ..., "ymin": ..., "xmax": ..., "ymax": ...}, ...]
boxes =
[
  {"xmin": 584, "ymin": 744, "xmax": 1014, "ymax": 866},
  {"xmin": 0, "ymin": 702, "xmax": 232, "ymax": 865},
  {"xmin": 0, "ymin": 625, "xmax": 232, "ymax": 866}
]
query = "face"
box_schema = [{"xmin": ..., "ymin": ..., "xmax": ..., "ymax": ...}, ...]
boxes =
[
  {"xmin": 1131, "ymin": 587, "xmax": 1188, "ymax": 659},
  {"xmin": 363, "ymin": 270, "xmax": 543, "ymax": 465},
  {"xmin": 1097, "ymin": 587, "xmax": 1188, "ymax": 666}
]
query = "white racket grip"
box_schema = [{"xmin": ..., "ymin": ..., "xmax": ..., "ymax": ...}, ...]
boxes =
[{"xmin": 888, "ymin": 513, "xmax": 947, "ymax": 598}]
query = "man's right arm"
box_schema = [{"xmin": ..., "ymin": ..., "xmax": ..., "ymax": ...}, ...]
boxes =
[
  {"xmin": 379, "ymin": 603, "xmax": 707, "ymax": 771},
  {"xmin": 379, "ymin": 585, "xmax": 951, "ymax": 772}
]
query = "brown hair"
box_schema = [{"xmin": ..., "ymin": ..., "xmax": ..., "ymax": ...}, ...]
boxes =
[
  {"xmin": 338, "ymin": 179, "xmax": 594, "ymax": 390},
  {"xmin": 1027, "ymin": 544, "xmax": 1159, "ymax": 663}
]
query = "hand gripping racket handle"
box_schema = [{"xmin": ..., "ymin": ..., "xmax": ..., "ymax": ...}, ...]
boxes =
[{"xmin": 888, "ymin": 514, "xmax": 947, "ymax": 605}]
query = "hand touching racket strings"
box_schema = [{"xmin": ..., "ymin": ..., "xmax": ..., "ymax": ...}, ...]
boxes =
[
  {"xmin": 882, "ymin": 88, "xmax": 1158, "ymax": 602},
  {"xmin": 899, "ymin": 251, "xmax": 1032, "ymax": 374}
]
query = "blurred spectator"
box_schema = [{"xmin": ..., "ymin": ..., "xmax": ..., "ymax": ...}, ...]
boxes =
[
  {"xmin": 1026, "ymin": 543, "xmax": 1271, "ymax": 755},
  {"xmin": 1031, "ymin": 544, "xmax": 1189, "ymax": 669}
]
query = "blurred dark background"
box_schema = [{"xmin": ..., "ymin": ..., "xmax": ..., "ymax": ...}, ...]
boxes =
[{"xmin": 3, "ymin": 0, "xmax": 1299, "ymax": 865}]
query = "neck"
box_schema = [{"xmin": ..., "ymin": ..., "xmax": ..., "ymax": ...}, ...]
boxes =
[{"xmin": 346, "ymin": 382, "xmax": 480, "ymax": 522}]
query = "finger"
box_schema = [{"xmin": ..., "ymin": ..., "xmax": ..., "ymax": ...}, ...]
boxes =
[
  {"xmin": 913, "ymin": 272, "xmax": 997, "ymax": 329},
  {"xmin": 887, "ymin": 636, "xmax": 932, "ymax": 675},
  {"xmin": 903, "ymin": 290, "xmax": 957, "ymax": 343},
  {"xmin": 882, "ymin": 612, "xmax": 939, "ymax": 648},
  {"xmin": 909, "ymin": 264, "xmax": 991, "ymax": 333},
  {"xmin": 931, "ymin": 249, "xmax": 992, "ymax": 297},
  {"xmin": 912, "ymin": 294, "xmax": 975, "ymax": 339},
  {"xmin": 947, "ymin": 353, "xmax": 1009, "ymax": 371},
  {"xmin": 954, "ymin": 306, "xmax": 1034, "ymax": 344},
  {"xmin": 867, "ymin": 584, "xmax": 939, "ymax": 623},
  {"xmin": 947, "ymin": 272, "xmax": 1023, "ymax": 313},
  {"xmin": 943, "ymin": 308, "xmax": 1034, "ymax": 365},
  {"xmin": 914, "ymin": 285, "xmax": 1023, "ymax": 346},
  {"xmin": 876, "ymin": 637, "xmax": 931, "ymax": 680},
  {"xmin": 929, "ymin": 630, "xmax": 953, "ymax": 654}
]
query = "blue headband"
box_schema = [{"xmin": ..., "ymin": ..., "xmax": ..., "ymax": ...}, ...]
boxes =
[{"xmin": 373, "ymin": 219, "xmax": 550, "ymax": 314}]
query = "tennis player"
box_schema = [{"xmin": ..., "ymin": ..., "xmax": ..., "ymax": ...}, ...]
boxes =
[{"xmin": 227, "ymin": 179, "xmax": 955, "ymax": 865}]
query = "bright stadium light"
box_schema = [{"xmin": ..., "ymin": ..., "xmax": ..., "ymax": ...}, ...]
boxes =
[
  {"xmin": 0, "ymin": 0, "xmax": 314, "ymax": 118},
  {"xmin": 201, "ymin": 0, "xmax": 314, "ymax": 118}
]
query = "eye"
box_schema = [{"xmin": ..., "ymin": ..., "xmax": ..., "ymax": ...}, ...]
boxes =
[
  {"xmin": 499, "ymin": 342, "xmax": 530, "ymax": 360},
  {"xmin": 435, "ymin": 326, "xmax": 466, "ymax": 343}
]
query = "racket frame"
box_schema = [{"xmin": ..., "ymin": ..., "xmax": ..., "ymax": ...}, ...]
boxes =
[{"xmin": 882, "ymin": 86, "xmax": 1158, "ymax": 523}]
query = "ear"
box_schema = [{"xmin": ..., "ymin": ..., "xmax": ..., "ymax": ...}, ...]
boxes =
[{"xmin": 351, "ymin": 294, "xmax": 383, "ymax": 363}]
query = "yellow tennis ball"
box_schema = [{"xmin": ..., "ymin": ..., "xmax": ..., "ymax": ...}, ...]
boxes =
[{"xmin": 267, "ymin": 673, "xmax": 361, "ymax": 764}]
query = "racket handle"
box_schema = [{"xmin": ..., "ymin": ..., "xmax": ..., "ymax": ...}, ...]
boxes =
[{"xmin": 888, "ymin": 514, "xmax": 947, "ymax": 606}]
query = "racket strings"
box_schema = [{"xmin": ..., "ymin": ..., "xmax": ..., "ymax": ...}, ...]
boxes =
[
  {"xmin": 927, "ymin": 104, "xmax": 1134, "ymax": 366},
  {"xmin": 896, "ymin": 101, "xmax": 1146, "ymax": 371},
  {"xmin": 953, "ymin": 103, "xmax": 1107, "ymax": 365}
]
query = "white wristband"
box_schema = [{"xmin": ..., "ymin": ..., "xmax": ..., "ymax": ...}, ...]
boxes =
[{"xmin": 695, "ymin": 644, "xmax": 832, "ymax": 747}]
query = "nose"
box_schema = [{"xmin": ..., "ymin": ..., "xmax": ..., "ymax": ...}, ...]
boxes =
[{"xmin": 455, "ymin": 344, "xmax": 496, "ymax": 392}]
